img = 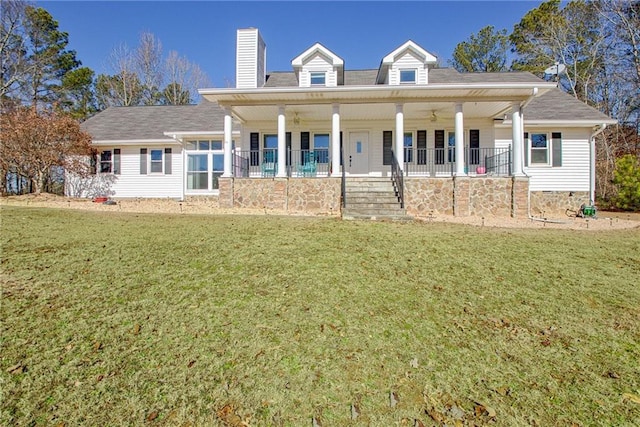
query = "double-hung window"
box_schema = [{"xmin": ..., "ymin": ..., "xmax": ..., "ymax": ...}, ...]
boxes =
[
  {"xmin": 313, "ymin": 133, "xmax": 329, "ymax": 164},
  {"xmin": 186, "ymin": 140, "xmax": 224, "ymax": 191},
  {"xmin": 527, "ymin": 132, "xmax": 562, "ymax": 167},
  {"xmin": 99, "ymin": 149, "xmax": 120, "ymax": 174},
  {"xmin": 404, "ymin": 132, "xmax": 413, "ymax": 163}
]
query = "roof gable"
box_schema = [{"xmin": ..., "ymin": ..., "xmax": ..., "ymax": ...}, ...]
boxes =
[
  {"xmin": 291, "ymin": 42, "xmax": 344, "ymax": 68},
  {"xmin": 382, "ymin": 40, "xmax": 437, "ymax": 65}
]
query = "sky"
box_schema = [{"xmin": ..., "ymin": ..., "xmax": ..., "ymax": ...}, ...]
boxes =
[{"xmin": 38, "ymin": 1, "xmax": 543, "ymax": 88}]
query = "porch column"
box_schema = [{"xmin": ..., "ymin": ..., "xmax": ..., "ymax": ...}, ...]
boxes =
[
  {"xmin": 277, "ymin": 105, "xmax": 286, "ymax": 177},
  {"xmin": 395, "ymin": 103, "xmax": 404, "ymax": 168},
  {"xmin": 511, "ymin": 102, "xmax": 523, "ymax": 176},
  {"xmin": 454, "ymin": 103, "xmax": 465, "ymax": 175},
  {"xmin": 331, "ymin": 103, "xmax": 341, "ymax": 177},
  {"xmin": 223, "ymin": 108, "xmax": 233, "ymax": 177}
]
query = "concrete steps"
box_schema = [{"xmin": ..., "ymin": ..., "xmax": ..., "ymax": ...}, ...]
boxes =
[{"xmin": 342, "ymin": 177, "xmax": 412, "ymax": 221}]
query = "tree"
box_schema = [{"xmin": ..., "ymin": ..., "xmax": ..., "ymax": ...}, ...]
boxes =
[
  {"xmin": 95, "ymin": 44, "xmax": 143, "ymax": 108},
  {"xmin": 58, "ymin": 66, "xmax": 97, "ymax": 120},
  {"xmin": 450, "ymin": 25, "xmax": 510, "ymax": 72},
  {"xmin": 135, "ymin": 31, "xmax": 163, "ymax": 105},
  {"xmin": 0, "ymin": 107, "xmax": 93, "ymax": 194},
  {"xmin": 1, "ymin": 0, "xmax": 28, "ymax": 104},
  {"xmin": 162, "ymin": 50, "xmax": 209, "ymax": 105},
  {"xmin": 612, "ymin": 154, "xmax": 640, "ymax": 210},
  {"xmin": 22, "ymin": 6, "xmax": 81, "ymax": 108}
]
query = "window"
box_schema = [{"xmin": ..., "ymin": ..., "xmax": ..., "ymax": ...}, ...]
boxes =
[
  {"xmin": 527, "ymin": 132, "xmax": 562, "ymax": 167},
  {"xmin": 448, "ymin": 131, "xmax": 456, "ymax": 163},
  {"xmin": 310, "ymin": 72, "xmax": 326, "ymax": 86},
  {"xmin": 150, "ymin": 149, "xmax": 163, "ymax": 173},
  {"xmin": 404, "ymin": 132, "xmax": 413, "ymax": 163},
  {"xmin": 313, "ymin": 133, "xmax": 329, "ymax": 163},
  {"xmin": 100, "ymin": 151, "xmax": 112, "ymax": 173},
  {"xmin": 186, "ymin": 139, "xmax": 224, "ymax": 191},
  {"xmin": 99, "ymin": 149, "xmax": 120, "ymax": 174},
  {"xmin": 530, "ymin": 133, "xmax": 548, "ymax": 164},
  {"xmin": 400, "ymin": 69, "xmax": 416, "ymax": 84}
]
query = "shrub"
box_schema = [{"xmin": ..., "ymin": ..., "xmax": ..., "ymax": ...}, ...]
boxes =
[{"xmin": 612, "ymin": 154, "xmax": 640, "ymax": 210}]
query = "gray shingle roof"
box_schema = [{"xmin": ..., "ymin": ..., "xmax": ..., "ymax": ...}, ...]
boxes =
[
  {"xmin": 81, "ymin": 100, "xmax": 226, "ymax": 141},
  {"xmin": 524, "ymin": 88, "xmax": 614, "ymax": 122},
  {"xmin": 264, "ymin": 72, "xmax": 298, "ymax": 87},
  {"xmin": 344, "ymin": 69, "xmax": 378, "ymax": 85}
]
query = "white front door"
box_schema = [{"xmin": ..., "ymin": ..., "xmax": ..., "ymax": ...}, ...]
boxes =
[{"xmin": 348, "ymin": 132, "xmax": 369, "ymax": 174}]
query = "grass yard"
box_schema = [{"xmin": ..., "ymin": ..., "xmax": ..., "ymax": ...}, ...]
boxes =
[{"xmin": 1, "ymin": 206, "xmax": 639, "ymax": 426}]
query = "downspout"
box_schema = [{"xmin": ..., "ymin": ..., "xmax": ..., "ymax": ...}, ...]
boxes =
[{"xmin": 589, "ymin": 123, "xmax": 608, "ymax": 204}]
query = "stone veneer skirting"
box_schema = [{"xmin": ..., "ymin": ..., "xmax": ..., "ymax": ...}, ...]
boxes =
[
  {"xmin": 213, "ymin": 176, "xmax": 533, "ymax": 218},
  {"xmin": 218, "ymin": 177, "xmax": 342, "ymax": 214},
  {"xmin": 530, "ymin": 191, "xmax": 590, "ymax": 217},
  {"xmin": 405, "ymin": 177, "xmax": 529, "ymax": 218}
]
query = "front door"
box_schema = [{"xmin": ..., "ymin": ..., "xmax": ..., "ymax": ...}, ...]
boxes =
[{"xmin": 348, "ymin": 132, "xmax": 369, "ymax": 174}]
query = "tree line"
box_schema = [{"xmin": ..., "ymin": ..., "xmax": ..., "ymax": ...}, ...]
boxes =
[{"xmin": 451, "ymin": 0, "xmax": 639, "ymax": 209}]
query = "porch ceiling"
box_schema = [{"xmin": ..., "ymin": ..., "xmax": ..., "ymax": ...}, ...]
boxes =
[
  {"xmin": 200, "ymin": 84, "xmax": 556, "ymax": 124},
  {"xmin": 228, "ymin": 101, "xmax": 513, "ymax": 123}
]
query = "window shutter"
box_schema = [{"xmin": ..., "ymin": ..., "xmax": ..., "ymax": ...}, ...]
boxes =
[
  {"xmin": 383, "ymin": 130, "xmax": 392, "ymax": 165},
  {"xmin": 140, "ymin": 148, "xmax": 147, "ymax": 174},
  {"xmin": 164, "ymin": 148, "xmax": 172, "ymax": 174},
  {"xmin": 523, "ymin": 132, "xmax": 529, "ymax": 167},
  {"xmin": 113, "ymin": 149, "xmax": 120, "ymax": 175},
  {"xmin": 286, "ymin": 132, "xmax": 292, "ymax": 166},
  {"xmin": 250, "ymin": 132, "xmax": 259, "ymax": 166},
  {"xmin": 300, "ymin": 132, "xmax": 310, "ymax": 166},
  {"xmin": 552, "ymin": 132, "xmax": 562, "ymax": 167},
  {"xmin": 417, "ymin": 130, "xmax": 427, "ymax": 165},
  {"xmin": 435, "ymin": 130, "xmax": 445, "ymax": 165},
  {"xmin": 300, "ymin": 132, "xmax": 310, "ymax": 151},
  {"xmin": 469, "ymin": 129, "xmax": 480, "ymax": 165}
]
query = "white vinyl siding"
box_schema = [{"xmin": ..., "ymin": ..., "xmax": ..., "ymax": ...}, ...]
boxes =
[
  {"xmin": 236, "ymin": 28, "xmax": 266, "ymax": 89},
  {"xmin": 299, "ymin": 53, "xmax": 337, "ymax": 87},
  {"xmin": 389, "ymin": 52, "xmax": 427, "ymax": 85},
  {"xmin": 524, "ymin": 129, "xmax": 590, "ymax": 191},
  {"xmin": 88, "ymin": 145, "xmax": 183, "ymax": 198}
]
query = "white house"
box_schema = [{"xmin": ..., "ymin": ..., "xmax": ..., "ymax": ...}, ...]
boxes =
[{"xmin": 77, "ymin": 28, "xmax": 615, "ymax": 219}]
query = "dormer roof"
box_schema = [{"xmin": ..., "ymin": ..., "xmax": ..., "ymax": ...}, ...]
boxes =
[
  {"xmin": 377, "ymin": 40, "xmax": 438, "ymax": 84},
  {"xmin": 291, "ymin": 42, "xmax": 344, "ymax": 68}
]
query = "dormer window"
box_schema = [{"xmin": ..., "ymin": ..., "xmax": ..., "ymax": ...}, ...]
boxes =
[
  {"xmin": 400, "ymin": 69, "xmax": 416, "ymax": 84},
  {"xmin": 310, "ymin": 72, "xmax": 326, "ymax": 86}
]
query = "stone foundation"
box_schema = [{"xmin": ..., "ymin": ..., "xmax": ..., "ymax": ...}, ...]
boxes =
[
  {"xmin": 219, "ymin": 177, "xmax": 341, "ymax": 214},
  {"xmin": 405, "ymin": 176, "xmax": 528, "ymax": 218},
  {"xmin": 209, "ymin": 176, "xmax": 533, "ymax": 218},
  {"xmin": 530, "ymin": 191, "xmax": 590, "ymax": 217}
]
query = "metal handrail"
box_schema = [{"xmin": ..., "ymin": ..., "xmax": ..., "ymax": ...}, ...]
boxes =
[{"xmin": 390, "ymin": 150, "xmax": 404, "ymax": 208}]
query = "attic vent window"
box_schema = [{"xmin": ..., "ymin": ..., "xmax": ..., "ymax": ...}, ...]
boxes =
[
  {"xmin": 310, "ymin": 72, "xmax": 326, "ymax": 86},
  {"xmin": 400, "ymin": 69, "xmax": 416, "ymax": 84}
]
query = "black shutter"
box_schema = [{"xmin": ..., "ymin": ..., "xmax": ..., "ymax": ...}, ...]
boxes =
[
  {"xmin": 523, "ymin": 132, "xmax": 529, "ymax": 167},
  {"xmin": 286, "ymin": 132, "xmax": 292, "ymax": 166},
  {"xmin": 140, "ymin": 148, "xmax": 147, "ymax": 174},
  {"xmin": 435, "ymin": 130, "xmax": 445, "ymax": 165},
  {"xmin": 417, "ymin": 130, "xmax": 427, "ymax": 165},
  {"xmin": 340, "ymin": 131, "xmax": 343, "ymax": 166},
  {"xmin": 113, "ymin": 149, "xmax": 121, "ymax": 175},
  {"xmin": 250, "ymin": 132, "xmax": 259, "ymax": 166},
  {"xmin": 383, "ymin": 130, "xmax": 392, "ymax": 165},
  {"xmin": 552, "ymin": 132, "xmax": 562, "ymax": 167},
  {"xmin": 164, "ymin": 148, "xmax": 172, "ymax": 174},
  {"xmin": 300, "ymin": 132, "xmax": 310, "ymax": 165},
  {"xmin": 469, "ymin": 129, "xmax": 480, "ymax": 164}
]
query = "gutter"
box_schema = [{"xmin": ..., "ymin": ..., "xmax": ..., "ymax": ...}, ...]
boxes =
[{"xmin": 589, "ymin": 123, "xmax": 608, "ymax": 204}]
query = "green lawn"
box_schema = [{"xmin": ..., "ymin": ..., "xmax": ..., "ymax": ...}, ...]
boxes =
[{"xmin": 1, "ymin": 206, "xmax": 639, "ymax": 426}]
